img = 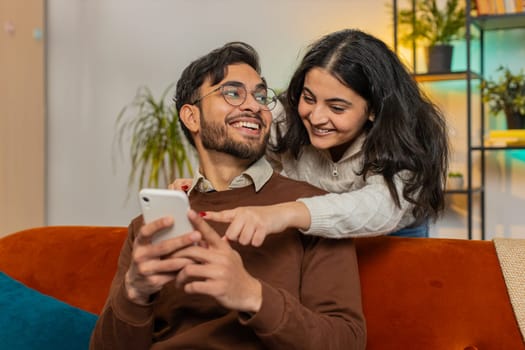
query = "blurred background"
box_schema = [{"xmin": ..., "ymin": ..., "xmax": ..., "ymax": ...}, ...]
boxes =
[{"xmin": 1, "ymin": 0, "xmax": 524, "ymax": 240}]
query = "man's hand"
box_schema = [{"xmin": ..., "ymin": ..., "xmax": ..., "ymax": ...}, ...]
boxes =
[
  {"xmin": 173, "ymin": 210, "xmax": 263, "ymax": 313},
  {"xmin": 201, "ymin": 201, "xmax": 311, "ymax": 247},
  {"xmin": 125, "ymin": 216, "xmax": 201, "ymax": 305}
]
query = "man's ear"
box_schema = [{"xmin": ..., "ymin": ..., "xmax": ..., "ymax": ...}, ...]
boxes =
[{"xmin": 179, "ymin": 104, "xmax": 200, "ymax": 132}]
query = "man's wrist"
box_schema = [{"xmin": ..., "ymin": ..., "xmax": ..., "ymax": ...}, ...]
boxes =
[
  {"xmin": 124, "ymin": 273, "xmax": 151, "ymax": 305},
  {"xmin": 125, "ymin": 285, "xmax": 150, "ymax": 305},
  {"xmin": 243, "ymin": 279, "xmax": 262, "ymax": 313}
]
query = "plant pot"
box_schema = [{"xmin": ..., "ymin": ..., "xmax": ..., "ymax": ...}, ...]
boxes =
[
  {"xmin": 504, "ymin": 110, "xmax": 525, "ymax": 129},
  {"xmin": 425, "ymin": 45, "xmax": 453, "ymax": 73},
  {"xmin": 447, "ymin": 177, "xmax": 464, "ymax": 190}
]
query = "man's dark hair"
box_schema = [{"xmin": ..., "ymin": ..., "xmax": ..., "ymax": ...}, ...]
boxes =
[{"xmin": 174, "ymin": 42, "xmax": 261, "ymax": 146}]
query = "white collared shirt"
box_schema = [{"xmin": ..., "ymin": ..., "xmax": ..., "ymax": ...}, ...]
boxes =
[{"xmin": 189, "ymin": 157, "xmax": 274, "ymax": 194}]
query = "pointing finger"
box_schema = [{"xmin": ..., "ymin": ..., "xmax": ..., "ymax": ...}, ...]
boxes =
[
  {"xmin": 201, "ymin": 210, "xmax": 235, "ymax": 224},
  {"xmin": 187, "ymin": 210, "xmax": 227, "ymax": 249}
]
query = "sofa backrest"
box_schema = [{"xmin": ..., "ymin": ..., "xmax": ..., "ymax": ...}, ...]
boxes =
[
  {"xmin": 1, "ymin": 227, "xmax": 523, "ymax": 349},
  {"xmin": 355, "ymin": 236, "xmax": 524, "ymax": 349}
]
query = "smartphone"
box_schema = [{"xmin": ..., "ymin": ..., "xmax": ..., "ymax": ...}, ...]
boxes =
[{"xmin": 138, "ymin": 188, "xmax": 193, "ymax": 244}]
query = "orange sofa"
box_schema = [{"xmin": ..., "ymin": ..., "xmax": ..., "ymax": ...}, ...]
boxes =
[{"xmin": 0, "ymin": 226, "xmax": 524, "ymax": 349}]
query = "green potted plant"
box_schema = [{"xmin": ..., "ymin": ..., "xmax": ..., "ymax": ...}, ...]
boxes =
[
  {"xmin": 447, "ymin": 171, "xmax": 464, "ymax": 190},
  {"xmin": 397, "ymin": 0, "xmax": 468, "ymax": 73},
  {"xmin": 480, "ymin": 66, "xmax": 525, "ymax": 130},
  {"xmin": 114, "ymin": 83, "xmax": 194, "ymax": 193}
]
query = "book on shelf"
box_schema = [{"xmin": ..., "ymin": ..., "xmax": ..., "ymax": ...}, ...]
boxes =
[
  {"xmin": 485, "ymin": 130, "xmax": 525, "ymax": 147},
  {"xmin": 476, "ymin": 0, "xmax": 524, "ymax": 14},
  {"xmin": 517, "ymin": 0, "xmax": 523, "ymax": 12},
  {"xmin": 495, "ymin": 0, "xmax": 506, "ymax": 13},
  {"xmin": 476, "ymin": 0, "xmax": 495, "ymax": 15}
]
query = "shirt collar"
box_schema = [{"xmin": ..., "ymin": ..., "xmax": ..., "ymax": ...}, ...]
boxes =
[{"xmin": 189, "ymin": 157, "xmax": 274, "ymax": 194}]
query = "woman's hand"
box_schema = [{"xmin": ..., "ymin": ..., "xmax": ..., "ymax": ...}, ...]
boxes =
[
  {"xmin": 169, "ymin": 178, "xmax": 193, "ymax": 192},
  {"xmin": 203, "ymin": 202, "xmax": 312, "ymax": 247}
]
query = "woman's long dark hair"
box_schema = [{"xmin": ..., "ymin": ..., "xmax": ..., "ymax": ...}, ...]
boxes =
[{"xmin": 273, "ymin": 29, "xmax": 449, "ymax": 223}]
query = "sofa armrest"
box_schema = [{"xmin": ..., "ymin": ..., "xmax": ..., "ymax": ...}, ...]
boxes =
[{"xmin": 0, "ymin": 226, "xmax": 127, "ymax": 314}]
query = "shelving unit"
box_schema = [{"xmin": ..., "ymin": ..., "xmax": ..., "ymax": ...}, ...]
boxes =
[
  {"xmin": 468, "ymin": 9, "xmax": 525, "ymax": 240},
  {"xmin": 392, "ymin": 0, "xmax": 525, "ymax": 240}
]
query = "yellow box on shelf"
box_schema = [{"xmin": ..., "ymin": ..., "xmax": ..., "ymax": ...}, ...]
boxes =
[{"xmin": 485, "ymin": 130, "xmax": 525, "ymax": 147}]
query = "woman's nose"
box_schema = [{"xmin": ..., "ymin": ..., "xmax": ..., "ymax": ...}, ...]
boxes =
[{"xmin": 307, "ymin": 106, "xmax": 329, "ymax": 125}]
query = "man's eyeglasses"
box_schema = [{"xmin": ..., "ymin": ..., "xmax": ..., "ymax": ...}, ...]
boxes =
[{"xmin": 192, "ymin": 83, "xmax": 277, "ymax": 111}]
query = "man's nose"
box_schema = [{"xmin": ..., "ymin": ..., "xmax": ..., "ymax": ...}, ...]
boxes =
[{"xmin": 239, "ymin": 93, "xmax": 262, "ymax": 112}]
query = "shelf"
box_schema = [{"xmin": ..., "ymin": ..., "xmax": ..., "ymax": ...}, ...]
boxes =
[
  {"xmin": 472, "ymin": 145, "xmax": 525, "ymax": 151},
  {"xmin": 394, "ymin": 3, "xmax": 524, "ymax": 240},
  {"xmin": 413, "ymin": 71, "xmax": 482, "ymax": 82},
  {"xmin": 472, "ymin": 13, "xmax": 525, "ymax": 31},
  {"xmin": 445, "ymin": 187, "xmax": 483, "ymax": 194}
]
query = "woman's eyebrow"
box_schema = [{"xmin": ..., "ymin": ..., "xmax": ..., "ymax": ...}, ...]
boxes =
[
  {"xmin": 303, "ymin": 86, "xmax": 351, "ymax": 105},
  {"xmin": 326, "ymin": 97, "xmax": 352, "ymax": 105}
]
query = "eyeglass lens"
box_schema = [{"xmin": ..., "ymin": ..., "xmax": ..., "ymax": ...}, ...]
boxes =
[{"xmin": 221, "ymin": 84, "xmax": 277, "ymax": 111}]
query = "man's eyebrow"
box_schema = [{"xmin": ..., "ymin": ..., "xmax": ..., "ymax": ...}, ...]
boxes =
[
  {"xmin": 222, "ymin": 80, "xmax": 244, "ymax": 87},
  {"xmin": 256, "ymin": 81, "xmax": 268, "ymax": 89},
  {"xmin": 222, "ymin": 80, "xmax": 268, "ymax": 89},
  {"xmin": 261, "ymin": 77, "xmax": 268, "ymax": 88}
]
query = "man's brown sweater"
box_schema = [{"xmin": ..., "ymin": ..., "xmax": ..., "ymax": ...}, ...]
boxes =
[{"xmin": 90, "ymin": 173, "xmax": 366, "ymax": 349}]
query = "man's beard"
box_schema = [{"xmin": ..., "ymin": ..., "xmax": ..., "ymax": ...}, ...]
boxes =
[{"xmin": 200, "ymin": 114, "xmax": 269, "ymax": 162}]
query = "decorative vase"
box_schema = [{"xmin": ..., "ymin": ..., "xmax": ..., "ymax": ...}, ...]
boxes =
[
  {"xmin": 505, "ymin": 110, "xmax": 525, "ymax": 129},
  {"xmin": 447, "ymin": 176, "xmax": 464, "ymax": 190},
  {"xmin": 425, "ymin": 45, "xmax": 453, "ymax": 73}
]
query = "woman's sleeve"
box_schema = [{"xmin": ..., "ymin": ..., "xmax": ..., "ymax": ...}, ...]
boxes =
[{"xmin": 298, "ymin": 173, "xmax": 414, "ymax": 237}]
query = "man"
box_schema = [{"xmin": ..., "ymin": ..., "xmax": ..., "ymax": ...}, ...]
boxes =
[{"xmin": 90, "ymin": 42, "xmax": 366, "ymax": 349}]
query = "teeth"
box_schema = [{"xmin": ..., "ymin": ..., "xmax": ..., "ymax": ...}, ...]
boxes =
[
  {"xmin": 232, "ymin": 121, "xmax": 260, "ymax": 130},
  {"xmin": 313, "ymin": 127, "xmax": 331, "ymax": 134}
]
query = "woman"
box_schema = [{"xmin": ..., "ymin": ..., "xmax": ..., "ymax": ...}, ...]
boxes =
[{"xmin": 175, "ymin": 29, "xmax": 449, "ymax": 245}]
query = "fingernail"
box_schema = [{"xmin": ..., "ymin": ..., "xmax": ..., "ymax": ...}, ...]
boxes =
[
  {"xmin": 182, "ymin": 185, "xmax": 189, "ymax": 191},
  {"xmin": 199, "ymin": 211, "xmax": 206, "ymax": 217}
]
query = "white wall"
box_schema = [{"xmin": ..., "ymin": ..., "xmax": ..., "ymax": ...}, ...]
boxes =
[{"xmin": 46, "ymin": 0, "xmax": 392, "ymax": 228}]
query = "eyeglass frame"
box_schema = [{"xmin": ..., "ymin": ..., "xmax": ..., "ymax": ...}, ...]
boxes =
[{"xmin": 191, "ymin": 82, "xmax": 277, "ymax": 111}]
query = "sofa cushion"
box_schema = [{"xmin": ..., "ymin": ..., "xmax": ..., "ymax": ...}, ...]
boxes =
[{"xmin": 0, "ymin": 272, "xmax": 97, "ymax": 349}]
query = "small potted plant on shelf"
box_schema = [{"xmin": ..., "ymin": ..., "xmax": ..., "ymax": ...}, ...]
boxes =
[
  {"xmin": 114, "ymin": 83, "xmax": 194, "ymax": 194},
  {"xmin": 480, "ymin": 66, "xmax": 525, "ymax": 130},
  {"xmin": 447, "ymin": 171, "xmax": 464, "ymax": 190},
  {"xmin": 397, "ymin": 0, "xmax": 468, "ymax": 73}
]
